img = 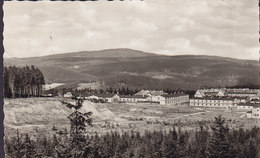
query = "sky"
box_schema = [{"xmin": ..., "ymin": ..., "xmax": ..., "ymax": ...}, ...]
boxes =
[{"xmin": 3, "ymin": 0, "xmax": 259, "ymax": 60}]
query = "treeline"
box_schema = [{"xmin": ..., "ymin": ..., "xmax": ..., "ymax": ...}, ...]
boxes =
[
  {"xmin": 4, "ymin": 65, "xmax": 45, "ymax": 98},
  {"xmin": 75, "ymin": 87, "xmax": 193, "ymax": 96},
  {"xmin": 69, "ymin": 87, "xmax": 140, "ymax": 97},
  {"xmin": 5, "ymin": 116, "xmax": 260, "ymax": 158},
  {"xmin": 105, "ymin": 87, "xmax": 139, "ymax": 95}
]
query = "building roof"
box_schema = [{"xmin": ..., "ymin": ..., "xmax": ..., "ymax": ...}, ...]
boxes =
[
  {"xmin": 238, "ymin": 103, "xmax": 260, "ymax": 108},
  {"xmin": 162, "ymin": 93, "xmax": 188, "ymax": 98},
  {"xmin": 204, "ymin": 92, "xmax": 218, "ymax": 95},
  {"xmin": 64, "ymin": 92, "xmax": 72, "ymax": 95},
  {"xmin": 120, "ymin": 95, "xmax": 147, "ymax": 99},
  {"xmin": 233, "ymin": 96, "xmax": 250, "ymax": 99},
  {"xmin": 134, "ymin": 90, "xmax": 168, "ymax": 96},
  {"xmin": 227, "ymin": 92, "xmax": 257, "ymax": 95},
  {"xmin": 191, "ymin": 97, "xmax": 234, "ymax": 101}
]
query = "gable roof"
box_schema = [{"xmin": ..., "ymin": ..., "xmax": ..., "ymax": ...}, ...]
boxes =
[{"xmin": 134, "ymin": 90, "xmax": 168, "ymax": 96}]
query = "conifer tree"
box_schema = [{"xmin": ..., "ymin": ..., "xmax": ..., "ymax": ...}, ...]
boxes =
[
  {"xmin": 9, "ymin": 129, "xmax": 25, "ymax": 158},
  {"xmin": 23, "ymin": 134, "xmax": 36, "ymax": 158},
  {"xmin": 61, "ymin": 96, "xmax": 93, "ymax": 157},
  {"xmin": 3, "ymin": 65, "xmax": 45, "ymax": 98},
  {"xmin": 206, "ymin": 115, "xmax": 232, "ymax": 158}
]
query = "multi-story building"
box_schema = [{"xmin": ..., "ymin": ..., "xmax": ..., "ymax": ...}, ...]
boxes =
[
  {"xmin": 161, "ymin": 93, "xmax": 189, "ymax": 106},
  {"xmin": 190, "ymin": 97, "xmax": 235, "ymax": 109},
  {"xmin": 226, "ymin": 89, "xmax": 260, "ymax": 98},
  {"xmin": 194, "ymin": 88, "xmax": 260, "ymax": 99}
]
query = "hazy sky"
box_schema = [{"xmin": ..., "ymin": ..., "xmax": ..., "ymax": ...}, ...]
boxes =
[{"xmin": 3, "ymin": 0, "xmax": 259, "ymax": 59}]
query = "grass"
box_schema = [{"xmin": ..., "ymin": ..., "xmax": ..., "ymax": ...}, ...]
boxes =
[{"xmin": 4, "ymin": 98, "xmax": 260, "ymax": 137}]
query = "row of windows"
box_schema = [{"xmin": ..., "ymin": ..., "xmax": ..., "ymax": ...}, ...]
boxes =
[
  {"xmin": 191, "ymin": 103, "xmax": 231, "ymax": 106},
  {"xmin": 237, "ymin": 106, "xmax": 252, "ymax": 109},
  {"xmin": 120, "ymin": 98, "xmax": 146, "ymax": 102},
  {"xmin": 166, "ymin": 98, "xmax": 188, "ymax": 103},
  {"xmin": 191, "ymin": 100, "xmax": 232, "ymax": 103},
  {"xmin": 228, "ymin": 94, "xmax": 256, "ymax": 97}
]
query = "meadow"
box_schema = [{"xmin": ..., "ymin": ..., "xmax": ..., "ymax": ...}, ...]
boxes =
[{"xmin": 4, "ymin": 97, "xmax": 260, "ymax": 138}]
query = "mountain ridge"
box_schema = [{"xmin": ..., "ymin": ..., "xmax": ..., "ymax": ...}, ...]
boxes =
[
  {"xmin": 4, "ymin": 48, "xmax": 258, "ymax": 62},
  {"xmin": 4, "ymin": 48, "xmax": 260, "ymax": 90}
]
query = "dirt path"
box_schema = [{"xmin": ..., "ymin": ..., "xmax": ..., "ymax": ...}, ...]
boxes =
[{"xmin": 172, "ymin": 110, "xmax": 211, "ymax": 120}]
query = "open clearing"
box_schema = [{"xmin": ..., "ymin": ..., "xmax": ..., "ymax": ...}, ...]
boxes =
[{"xmin": 4, "ymin": 98, "xmax": 260, "ymax": 137}]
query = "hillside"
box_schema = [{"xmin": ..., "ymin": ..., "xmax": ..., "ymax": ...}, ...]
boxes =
[{"xmin": 4, "ymin": 48, "xmax": 260, "ymax": 90}]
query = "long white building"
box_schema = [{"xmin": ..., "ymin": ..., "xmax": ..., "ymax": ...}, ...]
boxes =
[
  {"xmin": 194, "ymin": 88, "xmax": 260, "ymax": 99},
  {"xmin": 190, "ymin": 97, "xmax": 235, "ymax": 109}
]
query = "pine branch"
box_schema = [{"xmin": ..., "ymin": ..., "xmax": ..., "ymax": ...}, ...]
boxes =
[
  {"xmin": 61, "ymin": 101, "xmax": 74, "ymax": 109},
  {"xmin": 84, "ymin": 112, "xmax": 93, "ymax": 118}
]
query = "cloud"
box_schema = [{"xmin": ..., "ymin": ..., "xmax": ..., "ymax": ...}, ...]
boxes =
[
  {"xmin": 130, "ymin": 18, "xmax": 157, "ymax": 32},
  {"xmin": 3, "ymin": 0, "xmax": 259, "ymax": 60},
  {"xmin": 165, "ymin": 38, "xmax": 190, "ymax": 50}
]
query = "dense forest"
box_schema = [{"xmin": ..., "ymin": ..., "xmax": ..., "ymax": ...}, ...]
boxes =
[
  {"xmin": 4, "ymin": 65, "xmax": 45, "ymax": 98},
  {"xmin": 5, "ymin": 115, "xmax": 260, "ymax": 158}
]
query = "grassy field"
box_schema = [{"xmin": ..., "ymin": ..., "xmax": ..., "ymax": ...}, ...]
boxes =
[{"xmin": 4, "ymin": 98, "xmax": 260, "ymax": 138}]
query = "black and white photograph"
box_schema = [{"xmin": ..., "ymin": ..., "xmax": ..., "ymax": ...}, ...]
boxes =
[{"xmin": 2, "ymin": 0, "xmax": 260, "ymax": 157}]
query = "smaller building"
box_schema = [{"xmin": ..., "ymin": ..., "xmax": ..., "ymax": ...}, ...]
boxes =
[
  {"xmin": 246, "ymin": 104, "xmax": 260, "ymax": 119},
  {"xmin": 194, "ymin": 90, "xmax": 205, "ymax": 98},
  {"xmin": 86, "ymin": 95, "xmax": 99, "ymax": 100},
  {"xmin": 194, "ymin": 89, "xmax": 221, "ymax": 98},
  {"xmin": 236, "ymin": 103, "xmax": 254, "ymax": 110},
  {"xmin": 246, "ymin": 111, "xmax": 252, "ymax": 118},
  {"xmin": 234, "ymin": 97, "xmax": 249, "ymax": 104},
  {"xmin": 111, "ymin": 94, "xmax": 120, "ymax": 103},
  {"xmin": 64, "ymin": 92, "xmax": 73, "ymax": 98},
  {"xmin": 251, "ymin": 107, "xmax": 260, "ymax": 118},
  {"xmin": 85, "ymin": 93, "xmax": 114, "ymax": 103},
  {"xmin": 250, "ymin": 99, "xmax": 260, "ymax": 104},
  {"xmin": 119, "ymin": 95, "xmax": 147, "ymax": 103}
]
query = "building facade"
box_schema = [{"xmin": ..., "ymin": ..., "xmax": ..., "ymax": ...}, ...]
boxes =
[
  {"xmin": 247, "ymin": 105, "xmax": 260, "ymax": 119},
  {"xmin": 161, "ymin": 94, "xmax": 189, "ymax": 106},
  {"xmin": 194, "ymin": 88, "xmax": 260, "ymax": 99},
  {"xmin": 190, "ymin": 97, "xmax": 235, "ymax": 109},
  {"xmin": 64, "ymin": 92, "xmax": 73, "ymax": 98}
]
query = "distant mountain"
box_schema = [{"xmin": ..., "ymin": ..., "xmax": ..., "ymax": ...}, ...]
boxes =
[{"xmin": 4, "ymin": 48, "xmax": 260, "ymax": 90}]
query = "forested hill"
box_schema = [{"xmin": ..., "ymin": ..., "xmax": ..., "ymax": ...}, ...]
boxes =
[{"xmin": 4, "ymin": 48, "xmax": 260, "ymax": 90}]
